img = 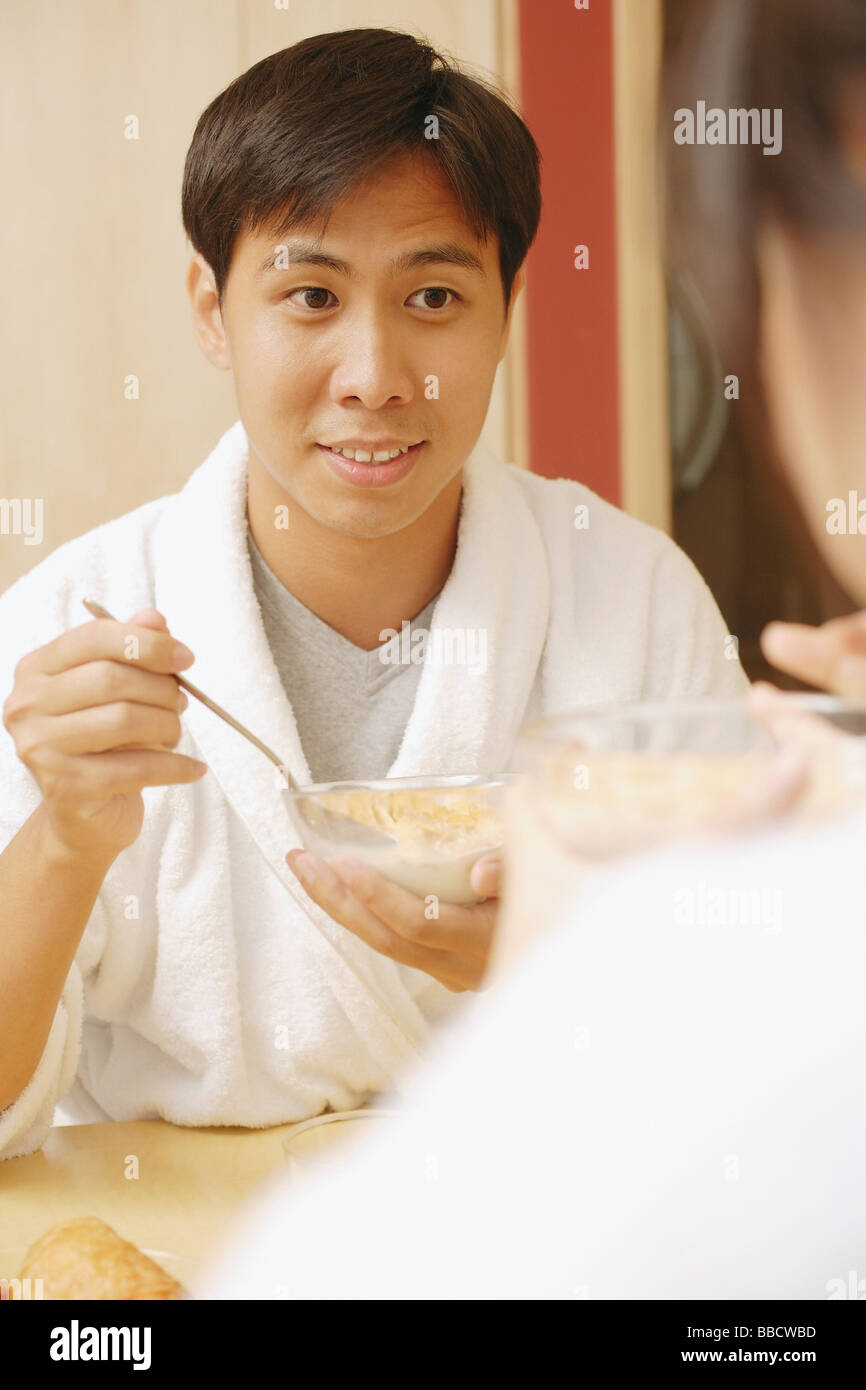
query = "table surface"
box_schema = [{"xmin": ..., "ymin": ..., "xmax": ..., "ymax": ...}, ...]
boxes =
[{"xmin": 0, "ymin": 1112, "xmax": 387, "ymax": 1273}]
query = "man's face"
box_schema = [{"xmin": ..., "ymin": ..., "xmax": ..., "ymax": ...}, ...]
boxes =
[{"xmin": 198, "ymin": 153, "xmax": 519, "ymax": 539}]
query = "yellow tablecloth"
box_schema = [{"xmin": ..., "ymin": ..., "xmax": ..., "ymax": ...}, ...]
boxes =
[{"xmin": 0, "ymin": 1114, "xmax": 377, "ymax": 1275}]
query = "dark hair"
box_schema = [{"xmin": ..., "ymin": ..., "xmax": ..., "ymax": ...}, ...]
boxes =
[
  {"xmin": 663, "ymin": 0, "xmax": 866, "ymax": 620},
  {"xmin": 181, "ymin": 28, "xmax": 541, "ymax": 310},
  {"xmin": 663, "ymin": 0, "xmax": 866, "ymax": 361}
]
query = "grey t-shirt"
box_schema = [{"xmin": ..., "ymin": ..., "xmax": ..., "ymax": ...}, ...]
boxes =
[{"xmin": 247, "ymin": 527, "xmax": 438, "ymax": 785}]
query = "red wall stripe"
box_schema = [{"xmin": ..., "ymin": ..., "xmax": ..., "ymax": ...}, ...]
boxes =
[{"xmin": 518, "ymin": 0, "xmax": 620, "ymax": 502}]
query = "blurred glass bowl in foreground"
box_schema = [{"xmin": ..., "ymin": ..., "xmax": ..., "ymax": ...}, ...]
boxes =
[
  {"xmin": 514, "ymin": 695, "xmax": 866, "ymax": 859},
  {"xmin": 283, "ymin": 774, "xmax": 514, "ymax": 904},
  {"xmin": 281, "ymin": 1109, "xmax": 400, "ymax": 1179}
]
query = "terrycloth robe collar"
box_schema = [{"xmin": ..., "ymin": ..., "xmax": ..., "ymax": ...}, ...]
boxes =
[{"xmin": 151, "ymin": 420, "xmax": 550, "ymax": 925}]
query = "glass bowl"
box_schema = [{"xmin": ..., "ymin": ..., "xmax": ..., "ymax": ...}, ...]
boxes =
[
  {"xmin": 280, "ymin": 1108, "xmax": 400, "ymax": 1177},
  {"xmin": 282, "ymin": 773, "xmax": 514, "ymax": 904},
  {"xmin": 514, "ymin": 695, "xmax": 866, "ymax": 859}
]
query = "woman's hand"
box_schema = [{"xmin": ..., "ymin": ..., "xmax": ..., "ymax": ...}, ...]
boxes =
[
  {"xmin": 709, "ymin": 615, "xmax": 866, "ymax": 829},
  {"xmin": 285, "ymin": 848, "xmax": 502, "ymax": 992},
  {"xmin": 761, "ymin": 612, "xmax": 866, "ymax": 697}
]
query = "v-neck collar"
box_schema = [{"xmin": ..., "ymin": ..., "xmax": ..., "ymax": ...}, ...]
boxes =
[
  {"xmin": 150, "ymin": 421, "xmax": 550, "ymax": 900},
  {"xmin": 245, "ymin": 524, "xmax": 440, "ymax": 689}
]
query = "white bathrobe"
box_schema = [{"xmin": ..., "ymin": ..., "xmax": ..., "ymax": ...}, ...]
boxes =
[{"xmin": 0, "ymin": 420, "xmax": 747, "ymax": 1159}]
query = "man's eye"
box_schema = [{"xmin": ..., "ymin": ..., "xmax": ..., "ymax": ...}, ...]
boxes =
[
  {"xmin": 284, "ymin": 287, "xmax": 337, "ymax": 310},
  {"xmin": 407, "ymin": 287, "xmax": 460, "ymax": 310}
]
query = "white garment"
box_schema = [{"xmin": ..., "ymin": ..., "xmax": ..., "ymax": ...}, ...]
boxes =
[
  {"xmin": 0, "ymin": 421, "xmax": 746, "ymax": 1160},
  {"xmin": 196, "ymin": 801, "xmax": 866, "ymax": 1301}
]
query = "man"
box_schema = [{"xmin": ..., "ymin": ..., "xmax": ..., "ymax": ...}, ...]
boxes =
[{"xmin": 0, "ymin": 29, "xmax": 744, "ymax": 1160}]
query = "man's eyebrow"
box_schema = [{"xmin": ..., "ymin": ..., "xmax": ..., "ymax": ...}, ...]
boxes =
[
  {"xmin": 255, "ymin": 240, "xmax": 486, "ymax": 278},
  {"xmin": 391, "ymin": 242, "xmax": 486, "ymax": 276},
  {"xmin": 256, "ymin": 244, "xmax": 349, "ymax": 277}
]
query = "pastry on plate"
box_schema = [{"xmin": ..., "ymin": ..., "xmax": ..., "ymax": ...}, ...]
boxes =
[{"xmin": 17, "ymin": 1217, "xmax": 186, "ymax": 1300}]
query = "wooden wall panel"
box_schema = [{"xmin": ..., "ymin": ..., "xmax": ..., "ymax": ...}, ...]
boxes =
[{"xmin": 613, "ymin": 0, "xmax": 671, "ymax": 531}]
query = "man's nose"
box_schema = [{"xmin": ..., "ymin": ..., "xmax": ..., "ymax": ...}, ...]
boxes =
[{"xmin": 328, "ymin": 316, "xmax": 415, "ymax": 408}]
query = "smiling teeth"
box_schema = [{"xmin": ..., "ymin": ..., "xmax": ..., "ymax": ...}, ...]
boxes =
[{"xmin": 330, "ymin": 445, "xmax": 412, "ymax": 463}]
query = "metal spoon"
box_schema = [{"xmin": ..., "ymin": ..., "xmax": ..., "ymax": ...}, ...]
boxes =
[{"xmin": 81, "ymin": 598, "xmax": 395, "ymax": 848}]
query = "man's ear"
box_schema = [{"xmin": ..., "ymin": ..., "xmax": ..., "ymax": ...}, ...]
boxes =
[
  {"xmin": 499, "ymin": 265, "xmax": 525, "ymax": 361},
  {"xmin": 187, "ymin": 252, "xmax": 232, "ymax": 371}
]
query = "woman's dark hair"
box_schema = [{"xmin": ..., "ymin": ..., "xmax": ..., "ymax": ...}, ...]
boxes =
[
  {"xmin": 662, "ymin": 0, "xmax": 866, "ymax": 623},
  {"xmin": 181, "ymin": 27, "xmax": 541, "ymax": 309},
  {"xmin": 663, "ymin": 0, "xmax": 866, "ymax": 362}
]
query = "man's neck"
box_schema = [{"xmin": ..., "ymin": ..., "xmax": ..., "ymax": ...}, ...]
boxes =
[{"xmin": 246, "ymin": 461, "xmax": 463, "ymax": 651}]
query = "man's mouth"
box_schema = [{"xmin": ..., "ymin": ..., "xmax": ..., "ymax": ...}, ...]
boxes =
[
  {"xmin": 318, "ymin": 439, "xmax": 424, "ymax": 464},
  {"xmin": 315, "ymin": 438, "xmax": 426, "ymax": 489}
]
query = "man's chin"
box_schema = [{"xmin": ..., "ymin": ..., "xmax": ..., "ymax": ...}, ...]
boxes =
[
  {"xmin": 262, "ymin": 445, "xmax": 464, "ymax": 540},
  {"xmin": 311, "ymin": 496, "xmax": 433, "ymax": 541}
]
